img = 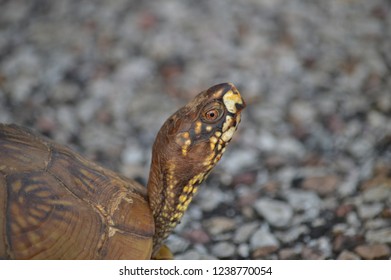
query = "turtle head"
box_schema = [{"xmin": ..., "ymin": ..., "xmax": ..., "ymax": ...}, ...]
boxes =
[{"xmin": 147, "ymin": 83, "xmax": 245, "ymax": 256}]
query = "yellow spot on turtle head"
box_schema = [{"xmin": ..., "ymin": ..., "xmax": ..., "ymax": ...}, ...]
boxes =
[
  {"xmin": 221, "ymin": 126, "xmax": 236, "ymax": 142},
  {"xmin": 210, "ymin": 136, "xmax": 218, "ymax": 143},
  {"xmin": 222, "ymin": 115, "xmax": 233, "ymax": 133},
  {"xmin": 177, "ymin": 134, "xmax": 192, "ymax": 156},
  {"xmin": 183, "ymin": 132, "xmax": 190, "ymax": 138},
  {"xmin": 223, "ymin": 89, "xmax": 244, "ymax": 114},
  {"xmin": 195, "ymin": 121, "xmax": 202, "ymax": 135},
  {"xmin": 210, "ymin": 136, "xmax": 218, "ymax": 151}
]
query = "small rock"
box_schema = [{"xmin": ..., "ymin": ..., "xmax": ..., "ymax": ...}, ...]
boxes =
[
  {"xmin": 250, "ymin": 226, "xmax": 280, "ymax": 249},
  {"xmin": 366, "ymin": 228, "xmax": 391, "ymax": 243},
  {"xmin": 257, "ymin": 131, "xmax": 277, "ymax": 152},
  {"xmin": 197, "ymin": 188, "xmax": 225, "ymax": 212},
  {"xmin": 237, "ymin": 243, "xmax": 250, "ymax": 258},
  {"xmin": 166, "ymin": 235, "xmax": 190, "ymax": 254},
  {"xmin": 381, "ymin": 208, "xmax": 391, "ymax": 218},
  {"xmin": 203, "ymin": 217, "xmax": 236, "ymax": 236},
  {"xmin": 332, "ymin": 223, "xmax": 349, "ymax": 235},
  {"xmin": 285, "ymin": 190, "xmax": 321, "ymax": 221},
  {"xmin": 238, "ymin": 191, "xmax": 259, "ymax": 208},
  {"xmin": 241, "ymin": 206, "xmax": 256, "ymax": 219},
  {"xmin": 357, "ymin": 203, "xmax": 383, "ymax": 219},
  {"xmin": 278, "ymin": 247, "xmax": 301, "ymax": 260},
  {"xmin": 362, "ymin": 186, "xmax": 391, "ymax": 202},
  {"xmin": 338, "ymin": 170, "xmax": 359, "ymax": 196},
  {"xmin": 252, "ymin": 246, "xmax": 278, "ymax": 259},
  {"xmin": 275, "ymin": 225, "xmax": 308, "ymax": 244},
  {"xmin": 314, "ymin": 237, "xmax": 333, "ymax": 258},
  {"xmin": 360, "ymin": 165, "xmax": 391, "ymax": 191},
  {"xmin": 233, "ymin": 222, "xmax": 259, "ymax": 244},
  {"xmin": 348, "ymin": 138, "xmax": 374, "ymax": 158},
  {"xmin": 332, "ymin": 234, "xmax": 365, "ymax": 253},
  {"xmin": 335, "ymin": 204, "xmax": 354, "ymax": 218},
  {"xmin": 301, "ymin": 175, "xmax": 340, "ymax": 196},
  {"xmin": 254, "ymin": 198, "xmax": 293, "ymax": 228},
  {"xmin": 183, "ymin": 229, "xmax": 210, "ymax": 244},
  {"xmin": 232, "ymin": 171, "xmax": 257, "ymax": 186},
  {"xmin": 365, "ymin": 218, "xmax": 390, "ymax": 230},
  {"xmin": 354, "ymin": 244, "xmax": 391, "ymax": 260},
  {"xmin": 337, "ymin": 250, "xmax": 360, "ymax": 260},
  {"xmin": 301, "ymin": 246, "xmax": 326, "ymax": 260},
  {"xmin": 122, "ymin": 142, "xmax": 144, "ymax": 164},
  {"xmin": 176, "ymin": 249, "xmax": 216, "ymax": 260},
  {"xmin": 221, "ymin": 148, "xmax": 258, "ymax": 173},
  {"xmin": 211, "ymin": 242, "xmax": 236, "ymax": 259},
  {"xmin": 277, "ymin": 137, "xmax": 306, "ymax": 158},
  {"xmin": 346, "ymin": 212, "xmax": 361, "ymax": 231},
  {"xmin": 289, "ymin": 100, "xmax": 317, "ymax": 125}
]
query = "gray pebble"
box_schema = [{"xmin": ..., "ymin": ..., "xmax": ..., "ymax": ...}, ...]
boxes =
[
  {"xmin": 237, "ymin": 243, "xmax": 250, "ymax": 258},
  {"xmin": 203, "ymin": 217, "xmax": 236, "ymax": 236},
  {"xmin": 254, "ymin": 198, "xmax": 293, "ymax": 228},
  {"xmin": 366, "ymin": 228, "xmax": 391, "ymax": 244},
  {"xmin": 250, "ymin": 226, "xmax": 280, "ymax": 249},
  {"xmin": 211, "ymin": 242, "xmax": 236, "ymax": 259},
  {"xmin": 285, "ymin": 190, "xmax": 321, "ymax": 221},
  {"xmin": 357, "ymin": 203, "xmax": 383, "ymax": 220},
  {"xmin": 275, "ymin": 225, "xmax": 309, "ymax": 244},
  {"xmin": 233, "ymin": 222, "xmax": 260, "ymax": 244},
  {"xmin": 197, "ymin": 188, "xmax": 226, "ymax": 212},
  {"xmin": 362, "ymin": 186, "xmax": 391, "ymax": 203}
]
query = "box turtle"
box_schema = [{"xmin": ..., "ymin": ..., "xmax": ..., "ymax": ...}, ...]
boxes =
[{"xmin": 0, "ymin": 83, "xmax": 245, "ymax": 259}]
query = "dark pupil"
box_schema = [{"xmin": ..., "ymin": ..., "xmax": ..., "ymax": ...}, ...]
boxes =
[{"xmin": 207, "ymin": 110, "xmax": 217, "ymax": 119}]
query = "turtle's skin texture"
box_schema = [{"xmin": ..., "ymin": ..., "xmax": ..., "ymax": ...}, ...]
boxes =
[{"xmin": 0, "ymin": 83, "xmax": 245, "ymax": 259}]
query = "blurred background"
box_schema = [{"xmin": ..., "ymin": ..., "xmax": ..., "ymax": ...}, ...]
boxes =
[{"xmin": 0, "ymin": 0, "xmax": 390, "ymax": 259}]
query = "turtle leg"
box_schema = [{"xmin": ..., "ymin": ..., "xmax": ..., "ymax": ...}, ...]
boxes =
[{"xmin": 152, "ymin": 244, "xmax": 173, "ymax": 260}]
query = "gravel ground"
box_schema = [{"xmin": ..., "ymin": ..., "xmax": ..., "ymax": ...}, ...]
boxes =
[{"xmin": 1, "ymin": 0, "xmax": 391, "ymax": 260}]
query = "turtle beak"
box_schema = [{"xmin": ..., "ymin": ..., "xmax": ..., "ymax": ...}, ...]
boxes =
[
  {"xmin": 235, "ymin": 99, "xmax": 246, "ymax": 113},
  {"xmin": 228, "ymin": 83, "xmax": 246, "ymax": 113},
  {"xmin": 220, "ymin": 82, "xmax": 246, "ymax": 115}
]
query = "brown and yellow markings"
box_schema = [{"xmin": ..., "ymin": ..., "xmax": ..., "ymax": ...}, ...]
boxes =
[
  {"xmin": 175, "ymin": 132, "xmax": 192, "ymax": 156},
  {"xmin": 194, "ymin": 121, "xmax": 202, "ymax": 135},
  {"xmin": 221, "ymin": 126, "xmax": 236, "ymax": 143},
  {"xmin": 222, "ymin": 88, "xmax": 244, "ymax": 114},
  {"xmin": 222, "ymin": 115, "xmax": 234, "ymax": 133}
]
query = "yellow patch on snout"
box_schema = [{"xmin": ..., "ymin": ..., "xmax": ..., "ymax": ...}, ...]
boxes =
[
  {"xmin": 221, "ymin": 126, "xmax": 236, "ymax": 142},
  {"xmin": 223, "ymin": 90, "xmax": 243, "ymax": 114}
]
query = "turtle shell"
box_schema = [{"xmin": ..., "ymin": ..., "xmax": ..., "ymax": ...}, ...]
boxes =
[{"xmin": 0, "ymin": 124, "xmax": 154, "ymax": 259}]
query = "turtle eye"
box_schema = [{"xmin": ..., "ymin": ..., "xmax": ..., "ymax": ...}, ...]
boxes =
[
  {"xmin": 205, "ymin": 109, "xmax": 218, "ymax": 120},
  {"xmin": 201, "ymin": 102, "xmax": 224, "ymax": 123}
]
